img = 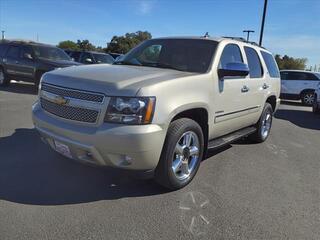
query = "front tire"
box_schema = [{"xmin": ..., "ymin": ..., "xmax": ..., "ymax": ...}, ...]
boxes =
[
  {"xmin": 155, "ymin": 118, "xmax": 204, "ymax": 190},
  {"xmin": 250, "ymin": 103, "xmax": 273, "ymax": 143}
]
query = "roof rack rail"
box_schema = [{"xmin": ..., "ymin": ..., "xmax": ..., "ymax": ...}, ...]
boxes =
[{"xmin": 222, "ymin": 36, "xmax": 265, "ymax": 49}]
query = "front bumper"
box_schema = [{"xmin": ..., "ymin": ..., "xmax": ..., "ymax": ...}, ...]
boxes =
[{"xmin": 32, "ymin": 102, "xmax": 166, "ymax": 171}]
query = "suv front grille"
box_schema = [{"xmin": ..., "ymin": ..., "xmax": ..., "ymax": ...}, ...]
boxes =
[
  {"xmin": 41, "ymin": 84, "xmax": 104, "ymax": 103},
  {"xmin": 40, "ymin": 98, "xmax": 99, "ymax": 123}
]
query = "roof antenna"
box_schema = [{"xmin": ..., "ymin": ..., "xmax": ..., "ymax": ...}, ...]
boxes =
[{"xmin": 204, "ymin": 32, "xmax": 210, "ymax": 38}]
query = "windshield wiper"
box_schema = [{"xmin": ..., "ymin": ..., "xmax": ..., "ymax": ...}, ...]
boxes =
[{"xmin": 153, "ymin": 63, "xmax": 184, "ymax": 72}]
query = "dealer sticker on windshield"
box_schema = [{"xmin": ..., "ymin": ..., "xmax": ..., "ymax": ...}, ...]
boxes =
[{"xmin": 54, "ymin": 140, "xmax": 72, "ymax": 159}]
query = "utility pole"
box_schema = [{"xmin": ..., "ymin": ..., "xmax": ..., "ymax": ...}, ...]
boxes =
[
  {"xmin": 243, "ymin": 30, "xmax": 255, "ymax": 42},
  {"xmin": 1, "ymin": 30, "xmax": 5, "ymax": 40},
  {"xmin": 259, "ymin": 0, "xmax": 268, "ymax": 46}
]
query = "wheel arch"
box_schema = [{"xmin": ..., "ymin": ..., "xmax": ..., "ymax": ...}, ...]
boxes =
[
  {"xmin": 266, "ymin": 95, "xmax": 277, "ymax": 112},
  {"xmin": 169, "ymin": 106, "xmax": 209, "ymax": 156},
  {"xmin": 300, "ymin": 88, "xmax": 315, "ymax": 97}
]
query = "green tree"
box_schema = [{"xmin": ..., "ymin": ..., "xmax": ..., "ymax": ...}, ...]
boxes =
[
  {"xmin": 57, "ymin": 40, "xmax": 79, "ymax": 50},
  {"xmin": 106, "ymin": 31, "xmax": 152, "ymax": 53},
  {"xmin": 275, "ymin": 54, "xmax": 307, "ymax": 70},
  {"xmin": 76, "ymin": 39, "xmax": 97, "ymax": 51}
]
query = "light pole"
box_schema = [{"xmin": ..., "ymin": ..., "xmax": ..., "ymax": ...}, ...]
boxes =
[
  {"xmin": 1, "ymin": 30, "xmax": 5, "ymax": 40},
  {"xmin": 259, "ymin": 0, "xmax": 268, "ymax": 46},
  {"xmin": 243, "ymin": 30, "xmax": 255, "ymax": 42}
]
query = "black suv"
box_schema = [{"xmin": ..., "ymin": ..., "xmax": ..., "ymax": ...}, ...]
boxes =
[
  {"xmin": 65, "ymin": 50, "xmax": 114, "ymax": 64},
  {"xmin": 0, "ymin": 40, "xmax": 81, "ymax": 88}
]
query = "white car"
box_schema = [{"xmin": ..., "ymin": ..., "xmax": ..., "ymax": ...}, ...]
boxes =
[
  {"xmin": 280, "ymin": 70, "xmax": 320, "ymax": 105},
  {"xmin": 313, "ymin": 83, "xmax": 320, "ymax": 114}
]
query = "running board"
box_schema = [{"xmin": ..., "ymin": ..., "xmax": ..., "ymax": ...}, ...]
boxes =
[{"xmin": 208, "ymin": 126, "xmax": 257, "ymax": 149}]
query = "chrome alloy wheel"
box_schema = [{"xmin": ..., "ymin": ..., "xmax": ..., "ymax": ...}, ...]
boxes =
[
  {"xmin": 172, "ymin": 131, "xmax": 200, "ymax": 181},
  {"xmin": 303, "ymin": 93, "xmax": 314, "ymax": 105},
  {"xmin": 261, "ymin": 110, "xmax": 272, "ymax": 139},
  {"xmin": 0, "ymin": 69, "xmax": 4, "ymax": 85}
]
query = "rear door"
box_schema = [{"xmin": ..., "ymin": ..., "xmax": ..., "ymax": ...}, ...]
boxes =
[{"xmin": 242, "ymin": 46, "xmax": 265, "ymax": 122}]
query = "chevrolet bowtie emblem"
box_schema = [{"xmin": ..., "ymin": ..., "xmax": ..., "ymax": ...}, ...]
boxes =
[{"xmin": 53, "ymin": 95, "xmax": 69, "ymax": 105}]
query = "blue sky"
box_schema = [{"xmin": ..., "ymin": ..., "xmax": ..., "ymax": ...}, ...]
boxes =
[{"xmin": 0, "ymin": 0, "xmax": 319, "ymax": 67}]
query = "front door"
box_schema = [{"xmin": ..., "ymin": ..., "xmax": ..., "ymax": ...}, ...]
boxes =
[{"xmin": 212, "ymin": 43, "xmax": 252, "ymax": 137}]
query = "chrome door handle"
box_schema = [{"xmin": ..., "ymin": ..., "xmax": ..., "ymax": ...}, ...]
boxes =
[
  {"xmin": 241, "ymin": 85, "xmax": 249, "ymax": 93},
  {"xmin": 262, "ymin": 83, "xmax": 269, "ymax": 89}
]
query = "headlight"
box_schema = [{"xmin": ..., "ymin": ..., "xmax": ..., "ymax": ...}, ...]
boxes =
[{"xmin": 104, "ymin": 97, "xmax": 156, "ymax": 124}]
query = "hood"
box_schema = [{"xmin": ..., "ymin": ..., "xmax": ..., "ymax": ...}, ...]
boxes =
[
  {"xmin": 42, "ymin": 64, "xmax": 195, "ymax": 96},
  {"xmin": 39, "ymin": 58, "xmax": 82, "ymax": 67}
]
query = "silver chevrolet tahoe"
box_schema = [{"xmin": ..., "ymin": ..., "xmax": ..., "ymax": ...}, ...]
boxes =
[{"xmin": 32, "ymin": 37, "xmax": 281, "ymax": 190}]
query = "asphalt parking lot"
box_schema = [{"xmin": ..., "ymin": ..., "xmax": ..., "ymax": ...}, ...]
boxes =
[{"xmin": 0, "ymin": 82, "xmax": 319, "ymax": 240}]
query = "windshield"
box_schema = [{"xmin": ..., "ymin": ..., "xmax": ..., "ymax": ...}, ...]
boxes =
[
  {"xmin": 115, "ymin": 39, "xmax": 218, "ymax": 73},
  {"xmin": 32, "ymin": 46, "xmax": 72, "ymax": 61},
  {"xmin": 92, "ymin": 53, "xmax": 114, "ymax": 64}
]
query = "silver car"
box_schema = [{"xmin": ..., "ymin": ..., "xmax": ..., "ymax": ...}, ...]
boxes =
[{"xmin": 280, "ymin": 70, "xmax": 320, "ymax": 105}]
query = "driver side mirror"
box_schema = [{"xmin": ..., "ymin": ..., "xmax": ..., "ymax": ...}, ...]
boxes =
[
  {"xmin": 85, "ymin": 58, "xmax": 93, "ymax": 64},
  {"xmin": 24, "ymin": 53, "xmax": 33, "ymax": 60},
  {"xmin": 218, "ymin": 62, "xmax": 249, "ymax": 79}
]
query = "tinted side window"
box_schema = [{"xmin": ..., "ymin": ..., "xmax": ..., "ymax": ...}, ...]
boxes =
[
  {"xmin": 219, "ymin": 44, "xmax": 243, "ymax": 69},
  {"xmin": 80, "ymin": 52, "xmax": 93, "ymax": 63},
  {"xmin": 261, "ymin": 51, "xmax": 280, "ymax": 78},
  {"xmin": 6, "ymin": 46, "xmax": 21, "ymax": 59},
  {"xmin": 285, "ymin": 72, "xmax": 312, "ymax": 81},
  {"xmin": 280, "ymin": 71, "xmax": 288, "ymax": 80},
  {"xmin": 0, "ymin": 44, "xmax": 8, "ymax": 57},
  {"xmin": 70, "ymin": 52, "xmax": 81, "ymax": 61},
  {"xmin": 20, "ymin": 46, "xmax": 33, "ymax": 59},
  {"xmin": 306, "ymin": 73, "xmax": 319, "ymax": 80},
  {"xmin": 244, "ymin": 47, "xmax": 263, "ymax": 78}
]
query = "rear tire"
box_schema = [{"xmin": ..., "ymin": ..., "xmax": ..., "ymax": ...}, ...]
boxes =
[
  {"xmin": 301, "ymin": 91, "xmax": 314, "ymax": 106},
  {"xmin": 249, "ymin": 103, "xmax": 273, "ymax": 143},
  {"xmin": 0, "ymin": 67, "xmax": 10, "ymax": 87},
  {"xmin": 155, "ymin": 118, "xmax": 204, "ymax": 190}
]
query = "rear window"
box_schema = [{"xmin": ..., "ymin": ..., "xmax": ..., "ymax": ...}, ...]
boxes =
[
  {"xmin": 260, "ymin": 51, "xmax": 280, "ymax": 78},
  {"xmin": 244, "ymin": 47, "xmax": 263, "ymax": 78}
]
